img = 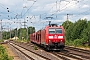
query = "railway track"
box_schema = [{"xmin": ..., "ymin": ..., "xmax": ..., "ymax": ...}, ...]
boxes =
[
  {"xmin": 51, "ymin": 52, "xmax": 83, "ymax": 60},
  {"xmin": 51, "ymin": 52, "xmax": 74, "ymax": 60},
  {"xmin": 9, "ymin": 43, "xmax": 34, "ymax": 60},
  {"xmin": 65, "ymin": 46, "xmax": 90, "ymax": 54},
  {"xmin": 22, "ymin": 42, "xmax": 86, "ymax": 60},
  {"xmin": 65, "ymin": 46, "xmax": 90, "ymax": 59},
  {"xmin": 9, "ymin": 42, "xmax": 50, "ymax": 60},
  {"xmin": 10, "ymin": 41, "xmax": 63, "ymax": 60},
  {"xmin": 9, "ymin": 41, "xmax": 90, "ymax": 60}
]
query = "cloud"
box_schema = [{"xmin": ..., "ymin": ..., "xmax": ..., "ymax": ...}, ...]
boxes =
[
  {"xmin": 32, "ymin": 0, "xmax": 79, "ymax": 15},
  {"xmin": 1, "ymin": 0, "xmax": 90, "ymax": 31},
  {"xmin": 82, "ymin": 5, "xmax": 89, "ymax": 8},
  {"xmin": 0, "ymin": 0, "xmax": 22, "ymax": 6},
  {"xmin": 81, "ymin": 16, "xmax": 88, "ymax": 19}
]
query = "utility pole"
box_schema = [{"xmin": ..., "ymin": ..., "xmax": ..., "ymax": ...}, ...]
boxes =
[
  {"xmin": 0, "ymin": 20, "xmax": 2, "ymax": 40},
  {"xmin": 23, "ymin": 19, "xmax": 27, "ymax": 28},
  {"xmin": 49, "ymin": 21, "xmax": 51, "ymax": 26},
  {"xmin": 22, "ymin": 18, "xmax": 28, "ymax": 40},
  {"xmin": 26, "ymin": 22, "xmax": 28, "ymax": 40},
  {"xmin": 19, "ymin": 20, "xmax": 22, "ymax": 40},
  {"xmin": 67, "ymin": 14, "xmax": 69, "ymax": 20},
  {"xmin": 67, "ymin": 14, "xmax": 73, "ymax": 20},
  {"xmin": 16, "ymin": 14, "xmax": 18, "ymax": 38},
  {"xmin": 56, "ymin": 1, "xmax": 57, "ymax": 18},
  {"xmin": 66, "ymin": 14, "xmax": 73, "ymax": 25},
  {"xmin": 45, "ymin": 17, "xmax": 53, "ymax": 26},
  {"xmin": 14, "ymin": 20, "xmax": 22, "ymax": 40},
  {"xmin": 9, "ymin": 23, "xmax": 11, "ymax": 39},
  {"xmin": 40, "ymin": 14, "xmax": 41, "ymax": 20}
]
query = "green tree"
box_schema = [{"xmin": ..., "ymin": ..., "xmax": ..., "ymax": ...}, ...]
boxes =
[
  {"xmin": 71, "ymin": 19, "xmax": 87, "ymax": 40},
  {"xmin": 81, "ymin": 21, "xmax": 90, "ymax": 42},
  {"xmin": 62, "ymin": 20, "xmax": 73, "ymax": 31},
  {"xmin": 2, "ymin": 26, "xmax": 35, "ymax": 40},
  {"xmin": 62, "ymin": 20, "xmax": 73, "ymax": 41}
]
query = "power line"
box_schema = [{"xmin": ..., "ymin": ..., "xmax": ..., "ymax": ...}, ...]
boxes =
[
  {"xmin": 39, "ymin": 0, "xmax": 73, "ymax": 19},
  {"xmin": 22, "ymin": 0, "xmax": 37, "ymax": 17},
  {"xmin": 52, "ymin": 0, "xmax": 90, "ymax": 16},
  {"xmin": 0, "ymin": 3, "xmax": 9, "ymax": 9},
  {"xmin": 51, "ymin": 0, "xmax": 78, "ymax": 16},
  {"xmin": 39, "ymin": 0, "xmax": 60, "ymax": 19}
]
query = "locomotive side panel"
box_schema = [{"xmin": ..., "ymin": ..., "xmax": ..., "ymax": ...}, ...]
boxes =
[
  {"xmin": 41, "ymin": 29, "xmax": 46, "ymax": 45},
  {"xmin": 30, "ymin": 31, "xmax": 41, "ymax": 45},
  {"xmin": 36, "ymin": 30, "xmax": 41, "ymax": 44},
  {"xmin": 30, "ymin": 33, "xmax": 35, "ymax": 42}
]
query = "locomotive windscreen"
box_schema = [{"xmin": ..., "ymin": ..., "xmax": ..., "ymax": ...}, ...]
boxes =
[
  {"xmin": 56, "ymin": 28, "xmax": 62, "ymax": 34},
  {"xmin": 49, "ymin": 28, "xmax": 55, "ymax": 34},
  {"xmin": 49, "ymin": 28, "xmax": 62, "ymax": 34}
]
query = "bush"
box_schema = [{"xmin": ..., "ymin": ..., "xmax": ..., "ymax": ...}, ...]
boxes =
[
  {"xmin": 34, "ymin": 45, "xmax": 38, "ymax": 50},
  {"xmin": 65, "ymin": 40, "xmax": 74, "ymax": 46},
  {"xmin": 0, "ymin": 45, "xmax": 13, "ymax": 60},
  {"xmin": 74, "ymin": 38, "xmax": 87, "ymax": 47},
  {"xmin": 0, "ymin": 40, "xmax": 4, "ymax": 42},
  {"xmin": 65, "ymin": 38, "xmax": 85, "ymax": 47}
]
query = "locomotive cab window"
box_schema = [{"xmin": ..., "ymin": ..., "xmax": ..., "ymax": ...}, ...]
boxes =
[
  {"xmin": 56, "ymin": 28, "xmax": 62, "ymax": 34},
  {"xmin": 49, "ymin": 28, "xmax": 55, "ymax": 34},
  {"xmin": 49, "ymin": 28, "xmax": 62, "ymax": 34}
]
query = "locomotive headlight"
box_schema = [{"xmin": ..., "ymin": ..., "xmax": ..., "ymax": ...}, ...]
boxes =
[
  {"xmin": 58, "ymin": 36, "xmax": 63, "ymax": 39},
  {"xmin": 61, "ymin": 40, "xmax": 62, "ymax": 42},
  {"xmin": 49, "ymin": 40, "xmax": 51, "ymax": 42},
  {"xmin": 49, "ymin": 36, "xmax": 53, "ymax": 39}
]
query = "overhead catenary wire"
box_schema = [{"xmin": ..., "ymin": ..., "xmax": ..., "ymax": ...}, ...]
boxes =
[
  {"xmin": 51, "ymin": 0, "xmax": 90, "ymax": 16},
  {"xmin": 39, "ymin": 0, "xmax": 74, "ymax": 20},
  {"xmin": 22, "ymin": 0, "xmax": 37, "ymax": 18},
  {"xmin": 50, "ymin": 0, "xmax": 78, "ymax": 16},
  {"xmin": 0, "ymin": 3, "xmax": 9, "ymax": 9},
  {"xmin": 39, "ymin": 0, "xmax": 60, "ymax": 18},
  {"xmin": 43, "ymin": 0, "xmax": 90, "ymax": 21}
]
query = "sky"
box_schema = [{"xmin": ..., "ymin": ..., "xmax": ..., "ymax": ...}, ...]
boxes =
[{"xmin": 0, "ymin": 0, "xmax": 90, "ymax": 31}]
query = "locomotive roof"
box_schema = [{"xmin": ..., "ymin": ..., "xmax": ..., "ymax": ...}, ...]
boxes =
[{"xmin": 49, "ymin": 24, "xmax": 58, "ymax": 27}]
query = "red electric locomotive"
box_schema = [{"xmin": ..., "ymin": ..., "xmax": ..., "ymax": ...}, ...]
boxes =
[{"xmin": 30, "ymin": 24, "xmax": 65, "ymax": 50}]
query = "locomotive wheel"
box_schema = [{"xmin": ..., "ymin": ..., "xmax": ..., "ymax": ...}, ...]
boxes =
[
  {"xmin": 60, "ymin": 47, "xmax": 64, "ymax": 51},
  {"xmin": 45, "ymin": 45, "xmax": 50, "ymax": 51},
  {"xmin": 47, "ymin": 47, "xmax": 50, "ymax": 51}
]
